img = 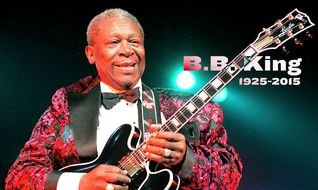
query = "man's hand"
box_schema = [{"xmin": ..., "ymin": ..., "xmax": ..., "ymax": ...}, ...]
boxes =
[
  {"xmin": 143, "ymin": 124, "xmax": 186, "ymax": 168},
  {"xmin": 79, "ymin": 165, "xmax": 130, "ymax": 190}
]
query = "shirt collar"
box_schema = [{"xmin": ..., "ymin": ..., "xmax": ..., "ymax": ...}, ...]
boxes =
[{"xmin": 100, "ymin": 80, "xmax": 142, "ymax": 96}]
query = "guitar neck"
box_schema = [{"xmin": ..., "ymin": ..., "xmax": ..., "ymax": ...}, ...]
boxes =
[
  {"xmin": 158, "ymin": 45, "xmax": 259, "ymax": 133},
  {"xmin": 119, "ymin": 45, "xmax": 259, "ymax": 177},
  {"xmin": 157, "ymin": 8, "xmax": 316, "ymax": 134},
  {"xmin": 119, "ymin": 8, "xmax": 314, "ymax": 177}
]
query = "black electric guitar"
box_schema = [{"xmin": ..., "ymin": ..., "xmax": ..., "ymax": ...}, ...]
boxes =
[{"xmin": 59, "ymin": 9, "xmax": 314, "ymax": 190}]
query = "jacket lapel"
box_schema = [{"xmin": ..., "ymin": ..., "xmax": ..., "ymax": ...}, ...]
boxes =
[{"xmin": 68, "ymin": 83, "xmax": 101, "ymax": 162}]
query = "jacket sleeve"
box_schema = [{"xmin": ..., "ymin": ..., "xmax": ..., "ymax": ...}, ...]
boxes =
[
  {"xmin": 181, "ymin": 102, "xmax": 242, "ymax": 190},
  {"xmin": 155, "ymin": 88, "xmax": 243, "ymax": 190},
  {"xmin": 5, "ymin": 88, "xmax": 71, "ymax": 190}
]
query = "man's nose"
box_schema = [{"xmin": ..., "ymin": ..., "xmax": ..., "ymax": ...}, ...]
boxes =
[{"xmin": 119, "ymin": 41, "xmax": 134, "ymax": 56}]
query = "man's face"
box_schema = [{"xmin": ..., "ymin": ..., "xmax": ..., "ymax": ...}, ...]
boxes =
[{"xmin": 85, "ymin": 18, "xmax": 145, "ymax": 90}]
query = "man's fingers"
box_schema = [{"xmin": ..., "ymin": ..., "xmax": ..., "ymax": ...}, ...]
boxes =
[
  {"xmin": 154, "ymin": 132, "xmax": 185, "ymax": 141},
  {"xmin": 149, "ymin": 124, "xmax": 161, "ymax": 130},
  {"xmin": 97, "ymin": 165, "xmax": 127, "ymax": 174},
  {"xmin": 96, "ymin": 165, "xmax": 131, "ymax": 183}
]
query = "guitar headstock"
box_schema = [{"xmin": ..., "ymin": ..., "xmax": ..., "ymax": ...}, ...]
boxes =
[{"xmin": 252, "ymin": 8, "xmax": 315, "ymax": 53}]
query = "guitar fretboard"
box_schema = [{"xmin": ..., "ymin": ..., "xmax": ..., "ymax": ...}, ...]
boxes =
[
  {"xmin": 117, "ymin": 9, "xmax": 316, "ymax": 176},
  {"xmin": 159, "ymin": 45, "xmax": 259, "ymax": 133},
  {"xmin": 118, "ymin": 45, "xmax": 259, "ymax": 176}
]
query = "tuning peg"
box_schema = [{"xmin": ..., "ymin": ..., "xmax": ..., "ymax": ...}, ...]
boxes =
[
  {"xmin": 275, "ymin": 20, "xmax": 283, "ymax": 28},
  {"xmin": 287, "ymin": 31, "xmax": 293, "ymax": 37},
  {"xmin": 298, "ymin": 23, "xmax": 304, "ymax": 30},
  {"xmin": 262, "ymin": 27, "xmax": 271, "ymax": 35},
  {"xmin": 306, "ymin": 31, "xmax": 313, "ymax": 39},
  {"xmin": 294, "ymin": 38, "xmax": 304, "ymax": 46},
  {"xmin": 275, "ymin": 38, "xmax": 281, "ymax": 44},
  {"xmin": 287, "ymin": 14, "xmax": 294, "ymax": 20},
  {"xmin": 282, "ymin": 46, "xmax": 290, "ymax": 54}
]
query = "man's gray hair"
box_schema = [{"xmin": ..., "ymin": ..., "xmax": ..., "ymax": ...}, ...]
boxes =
[{"xmin": 86, "ymin": 8, "xmax": 144, "ymax": 45}]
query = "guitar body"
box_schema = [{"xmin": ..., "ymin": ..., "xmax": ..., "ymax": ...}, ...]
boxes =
[{"xmin": 59, "ymin": 124, "xmax": 180, "ymax": 190}]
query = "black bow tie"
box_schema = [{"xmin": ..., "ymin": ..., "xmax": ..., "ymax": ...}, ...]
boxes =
[{"xmin": 102, "ymin": 87, "xmax": 140, "ymax": 110}]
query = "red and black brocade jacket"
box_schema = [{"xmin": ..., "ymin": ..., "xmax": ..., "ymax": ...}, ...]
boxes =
[{"xmin": 5, "ymin": 75, "xmax": 242, "ymax": 190}]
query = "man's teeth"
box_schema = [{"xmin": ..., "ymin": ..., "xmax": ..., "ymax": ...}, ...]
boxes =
[{"xmin": 117, "ymin": 65, "xmax": 134, "ymax": 70}]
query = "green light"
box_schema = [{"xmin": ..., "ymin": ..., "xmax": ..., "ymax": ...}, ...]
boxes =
[
  {"xmin": 213, "ymin": 87, "xmax": 228, "ymax": 102},
  {"xmin": 176, "ymin": 71, "xmax": 195, "ymax": 89}
]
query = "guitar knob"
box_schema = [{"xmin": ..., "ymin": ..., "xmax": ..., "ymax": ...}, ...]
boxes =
[
  {"xmin": 282, "ymin": 46, "xmax": 290, "ymax": 54},
  {"xmin": 294, "ymin": 38, "xmax": 303, "ymax": 46}
]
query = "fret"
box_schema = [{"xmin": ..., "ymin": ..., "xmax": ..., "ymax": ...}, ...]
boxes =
[
  {"xmin": 120, "ymin": 156, "xmax": 141, "ymax": 176},
  {"xmin": 219, "ymin": 71, "xmax": 232, "ymax": 84},
  {"xmin": 180, "ymin": 107, "xmax": 193, "ymax": 119},
  {"xmin": 185, "ymin": 102, "xmax": 197, "ymax": 113},
  {"xmin": 204, "ymin": 84, "xmax": 217, "ymax": 97},
  {"xmin": 133, "ymin": 150, "xmax": 146, "ymax": 164},
  {"xmin": 136, "ymin": 148, "xmax": 147, "ymax": 160},
  {"xmin": 198, "ymin": 90, "xmax": 210, "ymax": 101},
  {"xmin": 176, "ymin": 112, "xmax": 187, "ymax": 123},
  {"xmin": 192, "ymin": 96, "xmax": 204, "ymax": 108},
  {"xmin": 235, "ymin": 57, "xmax": 245, "ymax": 68},
  {"xmin": 165, "ymin": 121, "xmax": 178, "ymax": 132},
  {"xmin": 226, "ymin": 63, "xmax": 240, "ymax": 76},
  {"xmin": 211, "ymin": 78, "xmax": 224, "ymax": 90},
  {"xmin": 236, "ymin": 46, "xmax": 258, "ymax": 68},
  {"xmin": 171, "ymin": 117, "xmax": 181, "ymax": 128},
  {"xmin": 131, "ymin": 154, "xmax": 142, "ymax": 165},
  {"xmin": 128, "ymin": 154, "xmax": 138, "ymax": 165},
  {"xmin": 158, "ymin": 108, "xmax": 192, "ymax": 134}
]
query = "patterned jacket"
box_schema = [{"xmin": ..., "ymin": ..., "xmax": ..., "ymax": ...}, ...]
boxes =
[{"xmin": 5, "ymin": 75, "xmax": 242, "ymax": 190}]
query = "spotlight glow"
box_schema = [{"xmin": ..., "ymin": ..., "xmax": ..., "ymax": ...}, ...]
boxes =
[
  {"xmin": 213, "ymin": 87, "xmax": 228, "ymax": 102},
  {"xmin": 176, "ymin": 71, "xmax": 195, "ymax": 89}
]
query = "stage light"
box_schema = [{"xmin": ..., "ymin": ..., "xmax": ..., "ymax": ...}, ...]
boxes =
[
  {"xmin": 213, "ymin": 87, "xmax": 228, "ymax": 102},
  {"xmin": 176, "ymin": 71, "xmax": 195, "ymax": 89}
]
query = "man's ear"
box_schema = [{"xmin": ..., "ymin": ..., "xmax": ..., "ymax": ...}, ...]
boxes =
[{"xmin": 85, "ymin": 45, "xmax": 95, "ymax": 65}]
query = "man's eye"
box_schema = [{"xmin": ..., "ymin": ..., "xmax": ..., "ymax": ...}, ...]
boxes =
[
  {"xmin": 129, "ymin": 39, "xmax": 141, "ymax": 44},
  {"xmin": 129, "ymin": 41, "xmax": 142, "ymax": 47}
]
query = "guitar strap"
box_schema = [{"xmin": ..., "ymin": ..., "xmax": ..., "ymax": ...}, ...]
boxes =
[{"xmin": 137, "ymin": 83, "xmax": 162, "ymax": 141}]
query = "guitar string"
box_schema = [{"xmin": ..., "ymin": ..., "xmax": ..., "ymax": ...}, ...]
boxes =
[
  {"xmin": 117, "ymin": 43, "xmax": 254, "ymax": 173},
  {"xmin": 116, "ymin": 13, "xmax": 303, "ymax": 176},
  {"xmin": 119, "ymin": 142, "xmax": 147, "ymax": 170},
  {"xmin": 254, "ymin": 11, "xmax": 308, "ymax": 51},
  {"xmin": 254, "ymin": 12, "xmax": 291, "ymax": 44}
]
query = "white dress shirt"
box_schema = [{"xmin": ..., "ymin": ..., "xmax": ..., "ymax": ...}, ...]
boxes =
[{"xmin": 57, "ymin": 81, "xmax": 143, "ymax": 190}]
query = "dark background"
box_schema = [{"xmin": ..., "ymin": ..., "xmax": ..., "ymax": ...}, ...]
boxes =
[{"xmin": 1, "ymin": 0, "xmax": 317, "ymax": 189}]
